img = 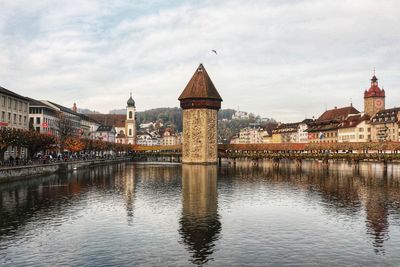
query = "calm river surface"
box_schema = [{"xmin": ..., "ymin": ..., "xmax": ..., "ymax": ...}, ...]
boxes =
[{"xmin": 1, "ymin": 161, "xmax": 400, "ymax": 266}]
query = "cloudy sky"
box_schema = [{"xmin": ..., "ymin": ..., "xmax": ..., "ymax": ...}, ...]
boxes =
[{"xmin": 1, "ymin": 0, "xmax": 399, "ymax": 122}]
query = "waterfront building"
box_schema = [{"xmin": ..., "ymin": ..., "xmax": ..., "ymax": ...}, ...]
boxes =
[
  {"xmin": 72, "ymin": 103, "xmax": 100, "ymax": 139},
  {"xmin": 87, "ymin": 94, "xmax": 136, "ymax": 144},
  {"xmin": 95, "ymin": 125, "xmax": 116, "ymax": 142},
  {"xmin": 41, "ymin": 101, "xmax": 82, "ymax": 136},
  {"xmin": 272, "ymin": 119, "xmax": 312, "ymax": 143},
  {"xmin": 136, "ymin": 132, "xmax": 161, "ymax": 146},
  {"xmin": 370, "ymin": 108, "xmax": 400, "ymax": 141},
  {"xmin": 239, "ymin": 127, "xmax": 263, "ymax": 144},
  {"xmin": 115, "ymin": 131, "xmax": 127, "ymax": 144},
  {"xmin": 308, "ymin": 105, "xmax": 359, "ymax": 143},
  {"xmin": 229, "ymin": 136, "xmax": 239, "ymax": 144},
  {"xmin": 337, "ymin": 113, "xmax": 371, "ymax": 142},
  {"xmin": 262, "ymin": 129, "xmax": 273, "ymax": 143},
  {"xmin": 28, "ymin": 98, "xmax": 59, "ymax": 135},
  {"xmin": 229, "ymin": 127, "xmax": 271, "ymax": 144},
  {"xmin": 0, "ymin": 86, "xmax": 30, "ymax": 160},
  {"xmin": 162, "ymin": 129, "xmax": 180, "ymax": 146}
]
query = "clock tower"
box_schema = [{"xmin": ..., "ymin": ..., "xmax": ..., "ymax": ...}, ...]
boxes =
[{"xmin": 364, "ymin": 73, "xmax": 385, "ymax": 116}]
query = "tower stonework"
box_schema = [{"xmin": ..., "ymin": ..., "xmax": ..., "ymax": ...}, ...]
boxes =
[
  {"xmin": 364, "ymin": 74, "xmax": 385, "ymax": 117},
  {"xmin": 179, "ymin": 64, "xmax": 222, "ymax": 164}
]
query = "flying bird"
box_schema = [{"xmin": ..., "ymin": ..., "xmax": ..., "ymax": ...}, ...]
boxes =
[{"xmin": 211, "ymin": 49, "xmax": 217, "ymax": 55}]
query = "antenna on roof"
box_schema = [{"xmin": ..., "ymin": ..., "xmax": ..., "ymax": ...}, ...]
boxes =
[
  {"xmin": 373, "ymin": 67, "xmax": 376, "ymax": 76},
  {"xmin": 350, "ymin": 98, "xmax": 353, "ymax": 107}
]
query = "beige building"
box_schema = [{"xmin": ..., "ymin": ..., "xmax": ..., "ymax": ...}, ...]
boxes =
[
  {"xmin": 370, "ymin": 108, "xmax": 400, "ymax": 142},
  {"xmin": 28, "ymin": 98, "xmax": 59, "ymax": 135},
  {"xmin": 308, "ymin": 106, "xmax": 359, "ymax": 143},
  {"xmin": 337, "ymin": 113, "xmax": 371, "ymax": 142},
  {"xmin": 162, "ymin": 129, "xmax": 180, "ymax": 146},
  {"xmin": 0, "ymin": 86, "xmax": 30, "ymax": 160}
]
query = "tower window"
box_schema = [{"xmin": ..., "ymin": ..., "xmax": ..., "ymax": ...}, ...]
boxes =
[
  {"xmin": 129, "ymin": 111, "xmax": 133, "ymax": 119},
  {"xmin": 129, "ymin": 129, "xmax": 132, "ymax": 136}
]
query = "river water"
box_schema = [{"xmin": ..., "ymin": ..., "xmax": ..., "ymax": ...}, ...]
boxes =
[{"xmin": 1, "ymin": 161, "xmax": 400, "ymax": 266}]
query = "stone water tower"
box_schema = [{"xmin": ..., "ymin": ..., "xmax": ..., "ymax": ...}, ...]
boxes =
[{"xmin": 178, "ymin": 64, "xmax": 222, "ymax": 164}]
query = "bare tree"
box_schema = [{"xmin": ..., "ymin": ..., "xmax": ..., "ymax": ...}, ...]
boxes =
[{"xmin": 56, "ymin": 112, "xmax": 77, "ymax": 153}]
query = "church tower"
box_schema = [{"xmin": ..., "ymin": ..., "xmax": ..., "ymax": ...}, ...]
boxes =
[
  {"xmin": 126, "ymin": 93, "xmax": 136, "ymax": 144},
  {"xmin": 364, "ymin": 73, "xmax": 385, "ymax": 116}
]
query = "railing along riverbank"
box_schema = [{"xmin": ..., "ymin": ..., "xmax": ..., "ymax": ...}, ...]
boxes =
[{"xmin": 0, "ymin": 156, "xmax": 132, "ymax": 183}]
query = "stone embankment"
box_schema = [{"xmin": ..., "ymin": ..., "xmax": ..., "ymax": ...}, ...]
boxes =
[{"xmin": 0, "ymin": 158, "xmax": 130, "ymax": 183}]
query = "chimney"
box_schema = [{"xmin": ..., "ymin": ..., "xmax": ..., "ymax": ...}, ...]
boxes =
[{"xmin": 72, "ymin": 103, "xmax": 77, "ymax": 112}]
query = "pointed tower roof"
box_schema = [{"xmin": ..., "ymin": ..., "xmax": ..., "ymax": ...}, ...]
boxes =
[
  {"xmin": 127, "ymin": 92, "xmax": 135, "ymax": 107},
  {"xmin": 178, "ymin": 64, "xmax": 222, "ymax": 101},
  {"xmin": 364, "ymin": 73, "xmax": 385, "ymax": 98}
]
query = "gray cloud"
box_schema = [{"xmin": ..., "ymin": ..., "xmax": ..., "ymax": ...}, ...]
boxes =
[{"xmin": 0, "ymin": 0, "xmax": 399, "ymax": 122}]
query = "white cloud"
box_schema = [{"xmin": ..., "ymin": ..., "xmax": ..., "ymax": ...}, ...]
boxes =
[{"xmin": 0, "ymin": 0, "xmax": 399, "ymax": 121}]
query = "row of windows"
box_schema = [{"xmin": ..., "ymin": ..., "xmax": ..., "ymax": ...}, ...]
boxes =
[
  {"xmin": 1, "ymin": 95, "xmax": 28, "ymax": 112},
  {"xmin": 358, "ymin": 128, "xmax": 371, "ymax": 132},
  {"xmin": 1, "ymin": 111, "xmax": 27, "ymax": 126}
]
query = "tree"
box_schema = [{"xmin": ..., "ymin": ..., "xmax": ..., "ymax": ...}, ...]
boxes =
[
  {"xmin": 64, "ymin": 136, "xmax": 85, "ymax": 153},
  {"xmin": 56, "ymin": 113, "xmax": 77, "ymax": 153},
  {"xmin": 23, "ymin": 131, "xmax": 57, "ymax": 160}
]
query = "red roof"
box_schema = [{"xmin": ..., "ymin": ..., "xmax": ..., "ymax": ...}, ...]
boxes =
[
  {"xmin": 364, "ymin": 75, "xmax": 385, "ymax": 98},
  {"xmin": 318, "ymin": 106, "xmax": 360, "ymax": 122},
  {"xmin": 339, "ymin": 113, "xmax": 370, "ymax": 129},
  {"xmin": 87, "ymin": 114, "xmax": 126, "ymax": 127},
  {"xmin": 178, "ymin": 64, "xmax": 222, "ymax": 101}
]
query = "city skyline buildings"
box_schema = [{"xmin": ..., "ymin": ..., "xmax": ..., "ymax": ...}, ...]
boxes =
[{"xmin": 1, "ymin": 0, "xmax": 399, "ymax": 122}]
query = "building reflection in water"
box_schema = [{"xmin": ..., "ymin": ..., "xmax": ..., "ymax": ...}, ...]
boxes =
[
  {"xmin": 179, "ymin": 165, "xmax": 221, "ymax": 265},
  {"xmin": 220, "ymin": 160, "xmax": 400, "ymax": 255}
]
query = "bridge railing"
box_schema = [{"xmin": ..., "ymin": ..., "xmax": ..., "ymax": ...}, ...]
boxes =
[{"xmin": 218, "ymin": 142, "xmax": 400, "ymax": 153}]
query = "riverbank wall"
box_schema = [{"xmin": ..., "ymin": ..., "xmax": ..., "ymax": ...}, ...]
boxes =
[{"xmin": 0, "ymin": 158, "xmax": 131, "ymax": 183}]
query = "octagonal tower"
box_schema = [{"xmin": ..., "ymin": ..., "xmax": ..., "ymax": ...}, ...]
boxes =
[{"xmin": 178, "ymin": 64, "xmax": 223, "ymax": 164}]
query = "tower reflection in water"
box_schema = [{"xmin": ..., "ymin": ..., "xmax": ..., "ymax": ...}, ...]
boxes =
[
  {"xmin": 114, "ymin": 164, "xmax": 137, "ymax": 225},
  {"xmin": 179, "ymin": 165, "xmax": 221, "ymax": 265}
]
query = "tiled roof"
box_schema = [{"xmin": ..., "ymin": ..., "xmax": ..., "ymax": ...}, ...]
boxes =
[
  {"xmin": 116, "ymin": 132, "xmax": 126, "ymax": 138},
  {"xmin": 97, "ymin": 125, "xmax": 115, "ymax": 132},
  {"xmin": 364, "ymin": 75, "xmax": 385, "ymax": 98},
  {"xmin": 273, "ymin": 122, "xmax": 300, "ymax": 134},
  {"xmin": 338, "ymin": 113, "xmax": 370, "ymax": 129},
  {"xmin": 0, "ymin": 86, "xmax": 28, "ymax": 101},
  {"xmin": 48, "ymin": 101, "xmax": 80, "ymax": 116},
  {"xmin": 370, "ymin": 107, "xmax": 400, "ymax": 125},
  {"xmin": 318, "ymin": 106, "xmax": 360, "ymax": 122},
  {"xmin": 88, "ymin": 114, "xmax": 126, "ymax": 127},
  {"xmin": 307, "ymin": 120, "xmax": 341, "ymax": 132},
  {"xmin": 27, "ymin": 98, "xmax": 54, "ymax": 108},
  {"xmin": 178, "ymin": 64, "xmax": 222, "ymax": 101}
]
